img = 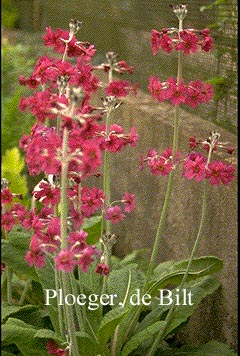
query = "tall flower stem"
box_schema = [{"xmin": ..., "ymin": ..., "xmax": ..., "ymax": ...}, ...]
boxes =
[
  {"xmin": 147, "ymin": 179, "xmax": 208, "ymax": 356},
  {"xmin": 59, "ymin": 127, "xmax": 79, "ymax": 355},
  {"xmin": 148, "ymin": 71, "xmax": 181, "ymax": 272}
]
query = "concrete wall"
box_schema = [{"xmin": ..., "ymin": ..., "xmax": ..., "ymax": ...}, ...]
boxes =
[{"xmin": 106, "ymin": 90, "xmax": 237, "ymax": 350}]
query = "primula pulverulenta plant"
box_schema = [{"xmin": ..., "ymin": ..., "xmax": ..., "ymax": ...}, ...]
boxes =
[{"xmin": 1, "ymin": 5, "xmax": 236, "ymax": 356}]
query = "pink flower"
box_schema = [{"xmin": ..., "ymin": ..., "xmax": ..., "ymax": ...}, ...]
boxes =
[
  {"xmin": 148, "ymin": 156, "xmax": 173, "ymax": 176},
  {"xmin": 115, "ymin": 60, "xmax": 134, "ymax": 74},
  {"xmin": 166, "ymin": 78, "xmax": 187, "ymax": 105},
  {"xmin": 176, "ymin": 30, "xmax": 199, "ymax": 55},
  {"xmin": 183, "ymin": 152, "xmax": 207, "ymax": 182},
  {"xmin": 81, "ymin": 186, "xmax": 104, "ymax": 218},
  {"xmin": 151, "ymin": 29, "xmax": 161, "ymax": 55},
  {"xmin": 46, "ymin": 339, "xmax": 67, "ymax": 356},
  {"xmin": 25, "ymin": 251, "xmax": 46, "ymax": 269},
  {"xmin": 1, "ymin": 188, "xmax": 13, "ymax": 204},
  {"xmin": 32, "ymin": 181, "xmax": 60, "ymax": 206},
  {"xmin": 200, "ymin": 29, "xmax": 214, "ymax": 52},
  {"xmin": 206, "ymin": 161, "xmax": 235, "ymax": 185},
  {"xmin": 122, "ymin": 192, "xmax": 135, "ymax": 213},
  {"xmin": 55, "ymin": 249, "xmax": 76, "ymax": 272},
  {"xmin": 78, "ymin": 246, "xmax": 101, "ymax": 273},
  {"xmin": 105, "ymin": 205, "xmax": 125, "ymax": 224},
  {"xmin": 148, "ymin": 76, "xmax": 166, "ymax": 102},
  {"xmin": 25, "ymin": 234, "xmax": 46, "ymax": 268},
  {"xmin": 68, "ymin": 231, "xmax": 87, "ymax": 253},
  {"xmin": 160, "ymin": 34, "xmax": 173, "ymax": 53},
  {"xmin": 1, "ymin": 211, "xmax": 15, "ymax": 231},
  {"xmin": 95, "ymin": 263, "xmax": 110, "ymax": 276},
  {"xmin": 105, "ymin": 80, "xmax": 132, "ymax": 97}
]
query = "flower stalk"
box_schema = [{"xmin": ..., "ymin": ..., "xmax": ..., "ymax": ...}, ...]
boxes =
[
  {"xmin": 148, "ymin": 11, "xmax": 184, "ymax": 272},
  {"xmin": 147, "ymin": 178, "xmax": 208, "ymax": 356}
]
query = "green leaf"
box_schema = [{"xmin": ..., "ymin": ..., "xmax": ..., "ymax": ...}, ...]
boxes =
[
  {"xmin": 75, "ymin": 331, "xmax": 99, "ymax": 356},
  {"xmin": 2, "ymin": 318, "xmax": 49, "ymax": 356},
  {"xmin": 34, "ymin": 328, "xmax": 64, "ymax": 344},
  {"xmin": 82, "ymin": 216, "xmax": 102, "ymax": 245},
  {"xmin": 121, "ymin": 320, "xmax": 166, "ymax": 356},
  {"xmin": 149, "ymin": 256, "xmax": 223, "ymax": 295},
  {"xmin": 163, "ymin": 276, "xmax": 221, "ymax": 337},
  {"xmin": 112, "ymin": 248, "xmax": 150, "ymax": 271},
  {"xmin": 107, "ymin": 267, "xmax": 146, "ymax": 308},
  {"xmin": 1, "ymin": 238, "xmax": 39, "ymax": 282},
  {"xmin": 158, "ymin": 340, "xmax": 237, "ymax": 355},
  {"xmin": 35, "ymin": 257, "xmax": 59, "ymax": 333},
  {"xmin": 97, "ymin": 307, "xmax": 130, "ymax": 350},
  {"xmin": 1, "ymin": 352, "xmax": 16, "ymax": 356},
  {"xmin": 1, "ymin": 302, "xmax": 39, "ymax": 323},
  {"xmin": 136, "ymin": 275, "xmax": 220, "ymax": 340}
]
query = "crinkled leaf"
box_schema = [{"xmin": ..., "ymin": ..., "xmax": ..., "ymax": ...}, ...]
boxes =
[
  {"xmin": 150, "ymin": 256, "xmax": 223, "ymax": 295},
  {"xmin": 34, "ymin": 328, "xmax": 64, "ymax": 344},
  {"xmin": 97, "ymin": 307, "xmax": 130, "ymax": 349},
  {"xmin": 2, "ymin": 318, "xmax": 49, "ymax": 356},
  {"xmin": 1, "ymin": 239, "xmax": 39, "ymax": 282},
  {"xmin": 112, "ymin": 249, "xmax": 150, "ymax": 270},
  {"xmin": 158, "ymin": 340, "xmax": 237, "ymax": 355},
  {"xmin": 75, "ymin": 331, "xmax": 99, "ymax": 356},
  {"xmin": 107, "ymin": 267, "xmax": 146, "ymax": 308},
  {"xmin": 1, "ymin": 302, "xmax": 39, "ymax": 323},
  {"xmin": 121, "ymin": 320, "xmax": 166, "ymax": 356},
  {"xmin": 35, "ymin": 256, "xmax": 59, "ymax": 333},
  {"xmin": 163, "ymin": 275, "xmax": 221, "ymax": 337}
]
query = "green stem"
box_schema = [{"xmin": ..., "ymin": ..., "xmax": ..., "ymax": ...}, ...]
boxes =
[
  {"xmin": 59, "ymin": 127, "xmax": 79, "ymax": 355},
  {"xmin": 6, "ymin": 266, "xmax": 13, "ymax": 303},
  {"xmin": 70, "ymin": 272, "xmax": 84, "ymax": 331},
  {"xmin": 18, "ymin": 279, "xmax": 31, "ymax": 306},
  {"xmin": 148, "ymin": 13, "xmax": 183, "ymax": 272},
  {"xmin": 147, "ymin": 179, "xmax": 208, "ymax": 356},
  {"xmin": 61, "ymin": 272, "xmax": 79, "ymax": 356},
  {"xmin": 60, "ymin": 127, "xmax": 69, "ymax": 250},
  {"xmin": 55, "ymin": 270, "xmax": 65, "ymax": 338},
  {"xmin": 148, "ymin": 104, "xmax": 180, "ymax": 272}
]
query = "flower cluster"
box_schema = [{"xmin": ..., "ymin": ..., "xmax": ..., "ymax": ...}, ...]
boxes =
[
  {"xmin": 148, "ymin": 76, "xmax": 213, "ymax": 107},
  {"xmin": 1, "ymin": 20, "xmax": 138, "ymax": 277},
  {"xmin": 141, "ymin": 132, "xmax": 235, "ymax": 186},
  {"xmin": 151, "ymin": 27, "xmax": 213, "ymax": 56}
]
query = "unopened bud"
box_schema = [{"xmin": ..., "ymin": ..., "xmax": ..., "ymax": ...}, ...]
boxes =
[{"xmin": 69, "ymin": 19, "xmax": 82, "ymax": 35}]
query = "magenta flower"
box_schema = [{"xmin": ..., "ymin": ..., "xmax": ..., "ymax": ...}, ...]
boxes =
[
  {"xmin": 1, "ymin": 211, "xmax": 15, "ymax": 231},
  {"xmin": 122, "ymin": 192, "xmax": 135, "ymax": 213},
  {"xmin": 95, "ymin": 263, "xmax": 110, "ymax": 276},
  {"xmin": 206, "ymin": 161, "xmax": 235, "ymax": 185},
  {"xmin": 166, "ymin": 78, "xmax": 187, "ymax": 106},
  {"xmin": 183, "ymin": 152, "xmax": 207, "ymax": 182},
  {"xmin": 160, "ymin": 34, "xmax": 173, "ymax": 53},
  {"xmin": 32, "ymin": 181, "xmax": 60, "ymax": 206},
  {"xmin": 105, "ymin": 80, "xmax": 132, "ymax": 97},
  {"xmin": 25, "ymin": 234, "xmax": 46, "ymax": 268},
  {"xmin": 176, "ymin": 30, "xmax": 199, "ymax": 55},
  {"xmin": 81, "ymin": 186, "xmax": 104, "ymax": 218},
  {"xmin": 105, "ymin": 205, "xmax": 125, "ymax": 224},
  {"xmin": 55, "ymin": 249, "xmax": 76, "ymax": 272},
  {"xmin": 151, "ymin": 29, "xmax": 161, "ymax": 55},
  {"xmin": 1, "ymin": 188, "xmax": 13, "ymax": 204},
  {"xmin": 78, "ymin": 246, "xmax": 101, "ymax": 273},
  {"xmin": 148, "ymin": 76, "xmax": 166, "ymax": 102}
]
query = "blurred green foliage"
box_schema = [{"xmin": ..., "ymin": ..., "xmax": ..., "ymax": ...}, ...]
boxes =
[
  {"xmin": 1, "ymin": 42, "xmax": 35, "ymax": 154},
  {"xmin": 1, "ymin": 148, "xmax": 29, "ymax": 206},
  {"xmin": 1, "ymin": 0, "xmax": 19, "ymax": 29}
]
